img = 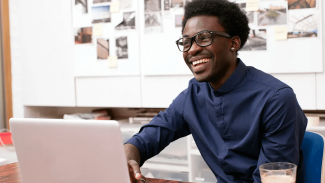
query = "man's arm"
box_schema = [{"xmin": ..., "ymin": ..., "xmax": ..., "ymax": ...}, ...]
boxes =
[
  {"xmin": 124, "ymin": 88, "xmax": 191, "ymax": 181},
  {"xmin": 252, "ymin": 87, "xmax": 307, "ymax": 183},
  {"xmin": 124, "ymin": 143, "xmax": 142, "ymax": 182}
]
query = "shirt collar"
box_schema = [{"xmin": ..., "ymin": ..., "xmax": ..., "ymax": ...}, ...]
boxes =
[{"xmin": 209, "ymin": 58, "xmax": 247, "ymax": 93}]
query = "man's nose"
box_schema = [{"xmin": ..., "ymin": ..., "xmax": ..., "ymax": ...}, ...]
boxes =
[{"xmin": 188, "ymin": 40, "xmax": 203, "ymax": 55}]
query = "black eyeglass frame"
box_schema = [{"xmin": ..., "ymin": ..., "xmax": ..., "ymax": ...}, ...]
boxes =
[{"xmin": 175, "ymin": 30, "xmax": 231, "ymax": 52}]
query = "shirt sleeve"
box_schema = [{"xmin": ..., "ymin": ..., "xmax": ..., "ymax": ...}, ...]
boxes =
[
  {"xmin": 125, "ymin": 89, "xmax": 191, "ymax": 166},
  {"xmin": 252, "ymin": 87, "xmax": 307, "ymax": 183}
]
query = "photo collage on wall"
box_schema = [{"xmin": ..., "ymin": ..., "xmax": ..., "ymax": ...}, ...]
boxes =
[
  {"xmin": 234, "ymin": 0, "xmax": 319, "ymax": 51},
  {"xmin": 73, "ymin": 0, "xmax": 136, "ymax": 64},
  {"xmin": 144, "ymin": 0, "xmax": 163, "ymax": 34},
  {"xmin": 143, "ymin": 0, "xmax": 196, "ymax": 35}
]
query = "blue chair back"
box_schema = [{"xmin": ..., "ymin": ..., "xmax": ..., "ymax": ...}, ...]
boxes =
[{"xmin": 301, "ymin": 131, "xmax": 325, "ymax": 183}]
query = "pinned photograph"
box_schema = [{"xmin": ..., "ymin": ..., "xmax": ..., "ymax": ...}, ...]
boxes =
[
  {"xmin": 115, "ymin": 12, "xmax": 136, "ymax": 30},
  {"xmin": 286, "ymin": 0, "xmax": 316, "ymax": 10},
  {"xmin": 164, "ymin": 0, "xmax": 171, "ymax": 10},
  {"xmin": 75, "ymin": 0, "xmax": 88, "ymax": 14},
  {"xmin": 171, "ymin": 0, "xmax": 184, "ymax": 8},
  {"xmin": 116, "ymin": 36, "xmax": 128, "ymax": 59},
  {"xmin": 258, "ymin": 2, "xmax": 287, "ymax": 26},
  {"xmin": 287, "ymin": 14, "xmax": 318, "ymax": 39},
  {"xmin": 145, "ymin": 12, "xmax": 162, "ymax": 34},
  {"xmin": 237, "ymin": 3, "xmax": 254, "ymax": 24},
  {"xmin": 241, "ymin": 29, "xmax": 267, "ymax": 51},
  {"xmin": 92, "ymin": 5, "xmax": 111, "ymax": 23},
  {"xmin": 145, "ymin": 0, "xmax": 162, "ymax": 12},
  {"xmin": 93, "ymin": 0, "xmax": 111, "ymax": 4},
  {"xmin": 120, "ymin": 0, "xmax": 132, "ymax": 9},
  {"xmin": 74, "ymin": 27, "xmax": 93, "ymax": 44},
  {"xmin": 185, "ymin": 0, "xmax": 192, "ymax": 4},
  {"xmin": 97, "ymin": 38, "xmax": 109, "ymax": 59},
  {"xmin": 175, "ymin": 15, "xmax": 183, "ymax": 27}
]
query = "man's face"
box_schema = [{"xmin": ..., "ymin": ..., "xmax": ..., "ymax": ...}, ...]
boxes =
[{"xmin": 182, "ymin": 15, "xmax": 234, "ymax": 83}]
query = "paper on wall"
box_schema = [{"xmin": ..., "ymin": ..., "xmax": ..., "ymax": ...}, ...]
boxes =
[
  {"xmin": 246, "ymin": 0, "xmax": 259, "ymax": 11},
  {"xmin": 93, "ymin": 24, "xmax": 103, "ymax": 36},
  {"xmin": 274, "ymin": 26, "xmax": 288, "ymax": 40},
  {"xmin": 110, "ymin": 1, "xmax": 120, "ymax": 13},
  {"xmin": 108, "ymin": 56, "xmax": 118, "ymax": 68}
]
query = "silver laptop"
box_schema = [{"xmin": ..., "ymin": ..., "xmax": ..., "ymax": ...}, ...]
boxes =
[{"xmin": 10, "ymin": 118, "xmax": 130, "ymax": 183}]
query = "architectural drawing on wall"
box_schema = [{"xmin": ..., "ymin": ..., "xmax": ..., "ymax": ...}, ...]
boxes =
[
  {"xmin": 92, "ymin": 5, "xmax": 111, "ymax": 23},
  {"xmin": 116, "ymin": 36, "xmax": 128, "ymax": 59},
  {"xmin": 97, "ymin": 38, "xmax": 109, "ymax": 59},
  {"xmin": 237, "ymin": 3, "xmax": 254, "ymax": 24},
  {"xmin": 258, "ymin": 1, "xmax": 288, "ymax": 26},
  {"xmin": 286, "ymin": 0, "xmax": 316, "ymax": 10},
  {"xmin": 287, "ymin": 14, "xmax": 318, "ymax": 39},
  {"xmin": 241, "ymin": 29, "xmax": 267, "ymax": 51},
  {"xmin": 75, "ymin": 0, "xmax": 88, "ymax": 13},
  {"xmin": 120, "ymin": 0, "xmax": 132, "ymax": 9},
  {"xmin": 164, "ymin": 0, "xmax": 171, "ymax": 10},
  {"xmin": 93, "ymin": 0, "xmax": 111, "ymax": 3},
  {"xmin": 175, "ymin": 15, "xmax": 183, "ymax": 27},
  {"xmin": 145, "ymin": 12, "xmax": 162, "ymax": 34},
  {"xmin": 171, "ymin": 0, "xmax": 184, "ymax": 8},
  {"xmin": 145, "ymin": 0, "xmax": 162, "ymax": 12},
  {"xmin": 74, "ymin": 27, "xmax": 93, "ymax": 44},
  {"xmin": 116, "ymin": 12, "xmax": 136, "ymax": 30}
]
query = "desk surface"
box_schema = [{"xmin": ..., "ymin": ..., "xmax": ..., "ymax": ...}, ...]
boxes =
[{"xmin": 0, "ymin": 163, "xmax": 190, "ymax": 183}]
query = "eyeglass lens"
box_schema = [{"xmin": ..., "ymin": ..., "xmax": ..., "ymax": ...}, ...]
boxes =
[{"xmin": 178, "ymin": 32, "xmax": 213, "ymax": 52}]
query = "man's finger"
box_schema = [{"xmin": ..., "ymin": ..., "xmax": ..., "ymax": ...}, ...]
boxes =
[{"xmin": 128, "ymin": 160, "xmax": 142, "ymax": 180}]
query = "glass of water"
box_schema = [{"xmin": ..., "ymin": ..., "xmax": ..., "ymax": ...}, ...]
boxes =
[{"xmin": 259, "ymin": 162, "xmax": 297, "ymax": 183}]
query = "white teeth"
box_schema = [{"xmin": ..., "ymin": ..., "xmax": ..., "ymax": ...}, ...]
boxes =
[{"xmin": 192, "ymin": 58, "xmax": 209, "ymax": 66}]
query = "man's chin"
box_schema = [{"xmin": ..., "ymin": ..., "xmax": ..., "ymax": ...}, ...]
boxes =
[{"xmin": 194, "ymin": 75, "xmax": 209, "ymax": 82}]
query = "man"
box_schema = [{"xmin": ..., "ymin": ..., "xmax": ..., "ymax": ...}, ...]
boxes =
[{"xmin": 125, "ymin": 0, "xmax": 307, "ymax": 182}]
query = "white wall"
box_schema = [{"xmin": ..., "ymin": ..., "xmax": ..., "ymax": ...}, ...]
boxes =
[
  {"xmin": 9, "ymin": 0, "xmax": 24, "ymax": 118},
  {"xmin": 316, "ymin": 0, "xmax": 325, "ymax": 109},
  {"xmin": 9, "ymin": 0, "xmax": 325, "ymax": 117},
  {"xmin": 0, "ymin": 21, "xmax": 6, "ymax": 128}
]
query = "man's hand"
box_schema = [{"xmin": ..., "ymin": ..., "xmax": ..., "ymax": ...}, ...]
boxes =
[
  {"xmin": 124, "ymin": 143, "xmax": 145, "ymax": 183},
  {"xmin": 127, "ymin": 159, "xmax": 144, "ymax": 182}
]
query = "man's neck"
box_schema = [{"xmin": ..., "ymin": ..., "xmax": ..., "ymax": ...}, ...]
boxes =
[{"xmin": 209, "ymin": 58, "xmax": 238, "ymax": 90}]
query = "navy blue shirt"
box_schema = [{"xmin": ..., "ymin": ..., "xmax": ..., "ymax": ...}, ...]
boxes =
[{"xmin": 126, "ymin": 59, "xmax": 307, "ymax": 183}]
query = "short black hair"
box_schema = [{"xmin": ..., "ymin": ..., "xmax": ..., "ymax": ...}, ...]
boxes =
[{"xmin": 182, "ymin": 0, "xmax": 250, "ymax": 49}]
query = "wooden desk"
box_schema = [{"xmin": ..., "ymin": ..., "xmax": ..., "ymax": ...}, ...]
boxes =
[{"xmin": 0, "ymin": 163, "xmax": 190, "ymax": 183}]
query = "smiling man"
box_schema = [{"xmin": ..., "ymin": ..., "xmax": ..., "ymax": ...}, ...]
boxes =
[{"xmin": 124, "ymin": 0, "xmax": 307, "ymax": 183}]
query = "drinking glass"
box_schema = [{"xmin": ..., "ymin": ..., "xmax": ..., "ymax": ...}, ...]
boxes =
[{"xmin": 259, "ymin": 162, "xmax": 297, "ymax": 183}]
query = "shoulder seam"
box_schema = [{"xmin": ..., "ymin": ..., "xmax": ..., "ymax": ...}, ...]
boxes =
[
  {"xmin": 244, "ymin": 75, "xmax": 288, "ymax": 90},
  {"xmin": 264, "ymin": 87, "xmax": 293, "ymax": 112}
]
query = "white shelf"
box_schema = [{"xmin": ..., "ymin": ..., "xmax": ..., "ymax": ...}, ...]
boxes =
[
  {"xmin": 190, "ymin": 149, "xmax": 201, "ymax": 156},
  {"xmin": 142, "ymin": 162, "xmax": 189, "ymax": 172},
  {"xmin": 147, "ymin": 157, "xmax": 188, "ymax": 165}
]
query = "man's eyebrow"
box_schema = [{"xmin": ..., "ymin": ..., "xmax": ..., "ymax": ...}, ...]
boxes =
[{"xmin": 182, "ymin": 35, "xmax": 190, "ymax": 37}]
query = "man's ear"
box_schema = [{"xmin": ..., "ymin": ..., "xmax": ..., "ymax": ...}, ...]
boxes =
[{"xmin": 230, "ymin": 36, "xmax": 241, "ymax": 51}]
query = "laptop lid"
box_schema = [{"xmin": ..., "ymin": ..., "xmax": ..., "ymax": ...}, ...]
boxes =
[{"xmin": 10, "ymin": 118, "xmax": 130, "ymax": 183}]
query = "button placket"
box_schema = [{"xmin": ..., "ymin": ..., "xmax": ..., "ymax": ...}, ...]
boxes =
[{"xmin": 214, "ymin": 93, "xmax": 227, "ymax": 140}]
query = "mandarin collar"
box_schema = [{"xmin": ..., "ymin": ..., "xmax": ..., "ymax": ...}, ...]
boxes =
[{"xmin": 209, "ymin": 58, "xmax": 247, "ymax": 94}]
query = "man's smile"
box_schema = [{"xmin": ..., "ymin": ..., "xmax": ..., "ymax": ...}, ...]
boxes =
[
  {"xmin": 191, "ymin": 58, "xmax": 210, "ymax": 66},
  {"xmin": 189, "ymin": 58, "xmax": 211, "ymax": 73}
]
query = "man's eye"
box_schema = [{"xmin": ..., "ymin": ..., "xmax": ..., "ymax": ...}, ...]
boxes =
[
  {"xmin": 199, "ymin": 35, "xmax": 210, "ymax": 41},
  {"xmin": 182, "ymin": 39, "xmax": 191, "ymax": 45},
  {"xmin": 184, "ymin": 41, "xmax": 190, "ymax": 45},
  {"xmin": 201, "ymin": 36, "xmax": 208, "ymax": 40}
]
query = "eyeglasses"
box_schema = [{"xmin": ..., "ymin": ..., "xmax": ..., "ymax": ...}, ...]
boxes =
[{"xmin": 175, "ymin": 30, "xmax": 231, "ymax": 52}]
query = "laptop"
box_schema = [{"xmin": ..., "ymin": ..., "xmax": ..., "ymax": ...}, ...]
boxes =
[{"xmin": 10, "ymin": 118, "xmax": 130, "ymax": 183}]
